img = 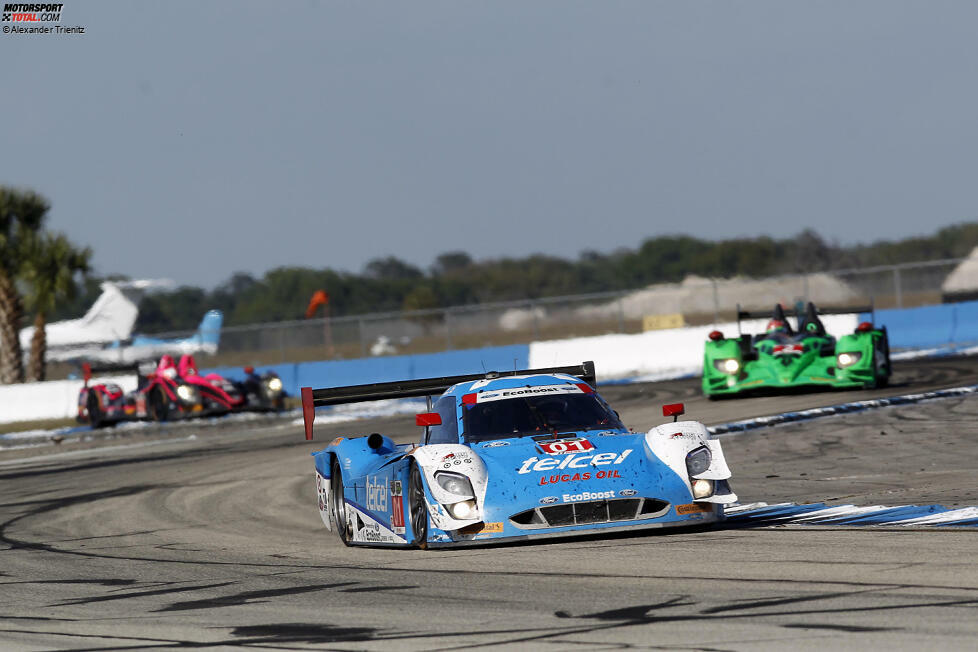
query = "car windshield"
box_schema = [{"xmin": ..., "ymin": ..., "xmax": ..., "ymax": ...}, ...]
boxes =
[{"xmin": 462, "ymin": 393, "xmax": 625, "ymax": 442}]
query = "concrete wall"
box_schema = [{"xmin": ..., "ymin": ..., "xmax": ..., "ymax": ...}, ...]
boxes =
[
  {"xmin": 4, "ymin": 299, "xmax": 978, "ymax": 425},
  {"xmin": 205, "ymin": 344, "xmax": 531, "ymax": 397}
]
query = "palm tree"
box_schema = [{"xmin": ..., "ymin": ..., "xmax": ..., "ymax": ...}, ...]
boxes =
[
  {"xmin": 0, "ymin": 188, "xmax": 49, "ymax": 384},
  {"xmin": 23, "ymin": 232, "xmax": 92, "ymax": 382}
]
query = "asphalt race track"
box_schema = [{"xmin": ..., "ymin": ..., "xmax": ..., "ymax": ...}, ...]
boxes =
[{"xmin": 1, "ymin": 357, "xmax": 977, "ymax": 650}]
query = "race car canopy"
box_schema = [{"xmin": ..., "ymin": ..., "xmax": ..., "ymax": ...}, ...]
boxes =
[{"xmin": 300, "ymin": 361, "xmax": 596, "ymax": 441}]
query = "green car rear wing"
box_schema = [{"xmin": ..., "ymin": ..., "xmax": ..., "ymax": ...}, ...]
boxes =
[{"xmin": 735, "ymin": 303, "xmax": 875, "ymax": 336}]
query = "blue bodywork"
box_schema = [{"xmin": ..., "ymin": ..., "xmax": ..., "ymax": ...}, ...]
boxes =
[{"xmin": 311, "ymin": 372, "xmax": 730, "ymax": 547}]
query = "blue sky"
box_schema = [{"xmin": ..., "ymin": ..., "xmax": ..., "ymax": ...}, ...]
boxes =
[{"xmin": 3, "ymin": 1, "xmax": 977, "ymax": 287}]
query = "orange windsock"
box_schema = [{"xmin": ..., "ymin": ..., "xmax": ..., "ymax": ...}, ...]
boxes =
[{"xmin": 305, "ymin": 290, "xmax": 330, "ymax": 319}]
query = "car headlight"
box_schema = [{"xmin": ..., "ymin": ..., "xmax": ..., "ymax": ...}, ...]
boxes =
[
  {"xmin": 266, "ymin": 377, "xmax": 283, "ymax": 393},
  {"xmin": 176, "ymin": 384, "xmax": 199, "ymax": 404},
  {"xmin": 836, "ymin": 352, "xmax": 862, "ymax": 368},
  {"xmin": 435, "ymin": 471, "xmax": 475, "ymax": 498},
  {"xmin": 446, "ymin": 500, "xmax": 478, "ymax": 520},
  {"xmin": 685, "ymin": 446, "xmax": 713, "ymax": 477},
  {"xmin": 691, "ymin": 479, "xmax": 715, "ymax": 499},
  {"xmin": 713, "ymin": 358, "xmax": 740, "ymax": 374}
]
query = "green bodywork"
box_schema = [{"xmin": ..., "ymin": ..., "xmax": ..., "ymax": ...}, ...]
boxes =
[{"xmin": 702, "ymin": 324, "xmax": 890, "ymax": 398}]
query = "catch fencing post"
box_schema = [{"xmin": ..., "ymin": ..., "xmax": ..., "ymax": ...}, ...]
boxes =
[
  {"xmin": 711, "ymin": 278, "xmax": 720, "ymax": 324},
  {"xmin": 445, "ymin": 308, "xmax": 454, "ymax": 350},
  {"xmin": 893, "ymin": 267, "xmax": 903, "ymax": 308},
  {"xmin": 531, "ymin": 300, "xmax": 540, "ymax": 341}
]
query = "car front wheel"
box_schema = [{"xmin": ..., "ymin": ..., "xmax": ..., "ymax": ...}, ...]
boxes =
[
  {"xmin": 330, "ymin": 458, "xmax": 352, "ymax": 546},
  {"xmin": 408, "ymin": 463, "xmax": 429, "ymax": 549}
]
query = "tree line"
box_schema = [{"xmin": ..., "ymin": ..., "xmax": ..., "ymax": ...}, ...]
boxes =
[
  {"xmin": 51, "ymin": 222, "xmax": 978, "ymax": 336},
  {"xmin": 0, "ymin": 187, "xmax": 91, "ymax": 384}
]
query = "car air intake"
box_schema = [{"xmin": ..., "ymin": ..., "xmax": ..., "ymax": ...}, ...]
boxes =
[{"xmin": 510, "ymin": 498, "xmax": 669, "ymax": 529}]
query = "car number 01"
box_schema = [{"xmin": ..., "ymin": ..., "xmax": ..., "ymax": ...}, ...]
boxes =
[{"xmin": 539, "ymin": 439, "xmax": 594, "ymax": 454}]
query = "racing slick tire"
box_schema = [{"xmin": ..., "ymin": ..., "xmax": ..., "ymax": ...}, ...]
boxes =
[
  {"xmin": 879, "ymin": 330, "xmax": 892, "ymax": 387},
  {"xmin": 86, "ymin": 393, "xmax": 105, "ymax": 429},
  {"xmin": 149, "ymin": 388, "xmax": 170, "ymax": 422},
  {"xmin": 330, "ymin": 458, "xmax": 352, "ymax": 546},
  {"xmin": 408, "ymin": 462, "xmax": 430, "ymax": 549},
  {"xmin": 866, "ymin": 340, "xmax": 891, "ymax": 389}
]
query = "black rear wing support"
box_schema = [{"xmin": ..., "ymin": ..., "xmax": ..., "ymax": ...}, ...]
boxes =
[{"xmin": 300, "ymin": 361, "xmax": 596, "ymax": 441}]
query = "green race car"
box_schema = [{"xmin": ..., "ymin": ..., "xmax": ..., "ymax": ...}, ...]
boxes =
[{"xmin": 702, "ymin": 302, "xmax": 890, "ymax": 398}]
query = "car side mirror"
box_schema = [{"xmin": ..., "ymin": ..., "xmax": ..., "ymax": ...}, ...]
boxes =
[
  {"xmin": 662, "ymin": 403, "xmax": 685, "ymax": 422},
  {"xmin": 416, "ymin": 412, "xmax": 442, "ymax": 427}
]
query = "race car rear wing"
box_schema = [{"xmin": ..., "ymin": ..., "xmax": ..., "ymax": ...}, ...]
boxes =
[
  {"xmin": 300, "ymin": 361, "xmax": 596, "ymax": 441},
  {"xmin": 80, "ymin": 362, "xmax": 142, "ymax": 387},
  {"xmin": 736, "ymin": 302, "xmax": 875, "ymax": 334}
]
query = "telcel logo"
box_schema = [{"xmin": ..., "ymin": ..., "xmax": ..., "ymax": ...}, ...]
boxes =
[
  {"xmin": 366, "ymin": 476, "xmax": 387, "ymax": 512},
  {"xmin": 517, "ymin": 449, "xmax": 632, "ymax": 474}
]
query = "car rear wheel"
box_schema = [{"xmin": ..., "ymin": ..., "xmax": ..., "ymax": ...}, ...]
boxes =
[
  {"xmin": 330, "ymin": 458, "xmax": 352, "ymax": 546},
  {"xmin": 87, "ymin": 392, "xmax": 104, "ymax": 429},
  {"xmin": 408, "ymin": 463, "xmax": 429, "ymax": 549}
]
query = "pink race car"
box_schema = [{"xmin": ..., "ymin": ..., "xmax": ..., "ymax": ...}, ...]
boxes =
[{"xmin": 78, "ymin": 355, "xmax": 246, "ymax": 427}]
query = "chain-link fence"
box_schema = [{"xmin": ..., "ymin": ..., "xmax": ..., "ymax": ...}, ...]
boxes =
[{"xmin": 140, "ymin": 257, "xmax": 971, "ymax": 368}]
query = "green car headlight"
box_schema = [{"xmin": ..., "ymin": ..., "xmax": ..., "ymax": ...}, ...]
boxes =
[
  {"xmin": 836, "ymin": 352, "xmax": 862, "ymax": 368},
  {"xmin": 713, "ymin": 358, "xmax": 740, "ymax": 375}
]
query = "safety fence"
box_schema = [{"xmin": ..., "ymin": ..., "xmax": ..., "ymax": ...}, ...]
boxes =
[{"xmin": 133, "ymin": 257, "xmax": 972, "ymax": 368}]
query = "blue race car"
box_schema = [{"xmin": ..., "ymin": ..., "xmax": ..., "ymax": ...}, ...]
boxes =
[{"xmin": 301, "ymin": 362, "xmax": 737, "ymax": 548}]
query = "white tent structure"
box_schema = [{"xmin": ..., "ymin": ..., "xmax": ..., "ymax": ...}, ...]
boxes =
[{"xmin": 941, "ymin": 247, "xmax": 978, "ymax": 302}]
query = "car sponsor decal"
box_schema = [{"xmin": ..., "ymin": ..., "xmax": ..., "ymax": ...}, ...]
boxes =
[
  {"xmin": 619, "ymin": 489, "xmax": 638, "ymax": 497},
  {"xmin": 345, "ymin": 502, "xmax": 406, "ymax": 544},
  {"xmin": 518, "ymin": 449, "xmax": 632, "ymax": 474},
  {"xmin": 538, "ymin": 438, "xmax": 594, "ymax": 455},
  {"xmin": 481, "ymin": 440, "xmax": 510, "ymax": 447},
  {"xmin": 562, "ymin": 490, "xmax": 615, "ymax": 502},
  {"xmin": 479, "ymin": 522, "xmax": 504, "ymax": 533},
  {"xmin": 316, "ymin": 472, "xmax": 328, "ymax": 513},
  {"xmin": 539, "ymin": 469, "xmax": 622, "ymax": 485},
  {"xmin": 676, "ymin": 503, "xmax": 713, "ymax": 515},
  {"xmin": 540, "ymin": 496, "xmax": 559, "ymax": 504},
  {"xmin": 357, "ymin": 518, "xmax": 394, "ymax": 544},
  {"xmin": 772, "ymin": 344, "xmax": 804, "ymax": 356},
  {"xmin": 472, "ymin": 384, "xmax": 584, "ymax": 403},
  {"xmin": 366, "ymin": 475, "xmax": 387, "ymax": 513},
  {"xmin": 391, "ymin": 480, "xmax": 405, "ymax": 534},
  {"xmin": 441, "ymin": 452, "xmax": 474, "ymax": 468}
]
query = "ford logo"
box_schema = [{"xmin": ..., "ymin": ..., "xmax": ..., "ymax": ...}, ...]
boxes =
[
  {"xmin": 619, "ymin": 489, "xmax": 638, "ymax": 497},
  {"xmin": 540, "ymin": 496, "xmax": 559, "ymax": 504}
]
